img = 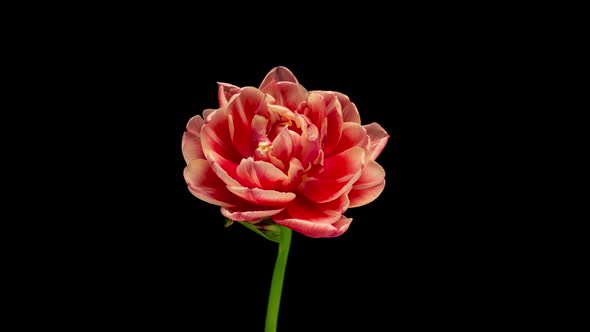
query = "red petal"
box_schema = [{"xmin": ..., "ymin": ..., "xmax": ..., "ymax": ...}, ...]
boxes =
[
  {"xmin": 183, "ymin": 159, "xmax": 242, "ymax": 207},
  {"xmin": 236, "ymin": 157, "xmax": 288, "ymax": 190},
  {"xmin": 300, "ymin": 147, "xmax": 365, "ymax": 203},
  {"xmin": 259, "ymin": 66, "xmax": 298, "ymax": 89},
  {"xmin": 261, "ymin": 81, "xmax": 307, "ymax": 111},
  {"xmin": 181, "ymin": 115, "xmax": 205, "ymax": 163},
  {"xmin": 227, "ymin": 87, "xmax": 268, "ymax": 157},
  {"xmin": 200, "ymin": 106, "xmax": 242, "ymax": 177},
  {"xmin": 227, "ymin": 186, "xmax": 296, "ymax": 207},
  {"xmin": 271, "ymin": 128, "xmax": 302, "ymax": 165},
  {"xmin": 221, "ymin": 206, "xmax": 283, "ymax": 221},
  {"xmin": 364, "ymin": 122, "xmax": 389, "ymax": 160},
  {"xmin": 353, "ymin": 160, "xmax": 386, "ymax": 190},
  {"xmin": 217, "ymin": 82, "xmax": 241, "ymax": 107},
  {"xmin": 335, "ymin": 92, "xmax": 361, "ymax": 124},
  {"xmin": 329, "ymin": 122, "xmax": 369, "ymax": 156},
  {"xmin": 348, "ymin": 181, "xmax": 386, "ymax": 208},
  {"xmin": 283, "ymin": 194, "xmax": 349, "ymax": 224},
  {"xmin": 273, "ymin": 214, "xmax": 352, "ymax": 238}
]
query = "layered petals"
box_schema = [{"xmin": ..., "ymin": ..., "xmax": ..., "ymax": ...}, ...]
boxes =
[
  {"xmin": 259, "ymin": 66, "xmax": 298, "ymax": 89},
  {"xmin": 184, "ymin": 159, "xmax": 242, "ymax": 207},
  {"xmin": 221, "ymin": 206, "xmax": 283, "ymax": 222},
  {"xmin": 364, "ymin": 122, "xmax": 389, "ymax": 160},
  {"xmin": 273, "ymin": 214, "xmax": 352, "ymax": 238},
  {"xmin": 182, "ymin": 66, "xmax": 388, "ymax": 238},
  {"xmin": 181, "ymin": 115, "xmax": 205, "ymax": 163}
]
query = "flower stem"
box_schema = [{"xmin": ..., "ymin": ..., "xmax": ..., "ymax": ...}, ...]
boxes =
[{"xmin": 265, "ymin": 226, "xmax": 292, "ymax": 332}]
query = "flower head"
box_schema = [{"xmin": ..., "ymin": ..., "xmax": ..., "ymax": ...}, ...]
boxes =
[{"xmin": 182, "ymin": 67, "xmax": 389, "ymax": 238}]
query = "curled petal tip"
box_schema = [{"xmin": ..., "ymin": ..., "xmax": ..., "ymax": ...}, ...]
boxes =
[{"xmin": 260, "ymin": 66, "xmax": 298, "ymax": 89}]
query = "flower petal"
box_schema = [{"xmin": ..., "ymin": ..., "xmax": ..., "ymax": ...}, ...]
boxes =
[
  {"xmin": 182, "ymin": 115, "xmax": 205, "ymax": 163},
  {"xmin": 227, "ymin": 87, "xmax": 268, "ymax": 157},
  {"xmin": 217, "ymin": 82, "xmax": 241, "ymax": 107},
  {"xmin": 259, "ymin": 66, "xmax": 298, "ymax": 89},
  {"xmin": 221, "ymin": 206, "xmax": 283, "ymax": 222},
  {"xmin": 300, "ymin": 147, "xmax": 365, "ymax": 203},
  {"xmin": 364, "ymin": 122, "xmax": 389, "ymax": 160},
  {"xmin": 236, "ymin": 157, "xmax": 288, "ymax": 190},
  {"xmin": 335, "ymin": 92, "xmax": 361, "ymax": 124},
  {"xmin": 200, "ymin": 106, "xmax": 242, "ymax": 177},
  {"xmin": 261, "ymin": 81, "xmax": 307, "ymax": 111},
  {"xmin": 348, "ymin": 181, "xmax": 386, "ymax": 208},
  {"xmin": 183, "ymin": 159, "xmax": 242, "ymax": 207},
  {"xmin": 271, "ymin": 128, "xmax": 302, "ymax": 166},
  {"xmin": 352, "ymin": 160, "xmax": 386, "ymax": 190},
  {"xmin": 283, "ymin": 194, "xmax": 349, "ymax": 224},
  {"xmin": 329, "ymin": 122, "xmax": 369, "ymax": 156},
  {"xmin": 227, "ymin": 186, "xmax": 296, "ymax": 207},
  {"xmin": 273, "ymin": 214, "xmax": 352, "ymax": 238}
]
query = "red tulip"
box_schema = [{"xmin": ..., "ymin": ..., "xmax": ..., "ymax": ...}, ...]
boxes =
[{"xmin": 182, "ymin": 67, "xmax": 389, "ymax": 238}]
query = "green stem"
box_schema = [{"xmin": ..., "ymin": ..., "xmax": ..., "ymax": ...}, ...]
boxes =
[{"xmin": 265, "ymin": 226, "xmax": 292, "ymax": 332}]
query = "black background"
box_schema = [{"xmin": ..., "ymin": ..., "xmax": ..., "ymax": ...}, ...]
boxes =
[{"xmin": 25, "ymin": 25, "xmax": 532, "ymax": 330}]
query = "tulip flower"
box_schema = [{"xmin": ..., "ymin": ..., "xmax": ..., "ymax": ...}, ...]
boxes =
[{"xmin": 183, "ymin": 66, "xmax": 389, "ymax": 331}]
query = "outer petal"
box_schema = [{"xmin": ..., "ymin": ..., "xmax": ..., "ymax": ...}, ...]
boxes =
[
  {"xmin": 183, "ymin": 159, "xmax": 242, "ymax": 207},
  {"xmin": 282, "ymin": 194, "xmax": 349, "ymax": 224},
  {"xmin": 273, "ymin": 215, "xmax": 352, "ymax": 238},
  {"xmin": 364, "ymin": 122, "xmax": 389, "ymax": 160},
  {"xmin": 335, "ymin": 92, "xmax": 361, "ymax": 124},
  {"xmin": 236, "ymin": 157, "xmax": 288, "ymax": 190},
  {"xmin": 226, "ymin": 186, "xmax": 296, "ymax": 207},
  {"xmin": 182, "ymin": 115, "xmax": 205, "ymax": 163},
  {"xmin": 217, "ymin": 82, "xmax": 241, "ymax": 107},
  {"xmin": 271, "ymin": 127, "xmax": 302, "ymax": 166},
  {"xmin": 329, "ymin": 122, "xmax": 370, "ymax": 156},
  {"xmin": 227, "ymin": 87, "xmax": 268, "ymax": 157},
  {"xmin": 200, "ymin": 106, "xmax": 242, "ymax": 178},
  {"xmin": 348, "ymin": 160, "xmax": 386, "ymax": 208},
  {"xmin": 261, "ymin": 81, "xmax": 308, "ymax": 111},
  {"xmin": 300, "ymin": 147, "xmax": 365, "ymax": 203},
  {"xmin": 348, "ymin": 181, "xmax": 385, "ymax": 208},
  {"xmin": 259, "ymin": 66, "xmax": 298, "ymax": 89},
  {"xmin": 221, "ymin": 206, "xmax": 283, "ymax": 222},
  {"xmin": 352, "ymin": 160, "xmax": 385, "ymax": 190}
]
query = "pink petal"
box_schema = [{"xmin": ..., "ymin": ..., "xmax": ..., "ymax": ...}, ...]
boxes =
[
  {"xmin": 183, "ymin": 159, "xmax": 242, "ymax": 207},
  {"xmin": 202, "ymin": 108, "xmax": 216, "ymax": 123},
  {"xmin": 221, "ymin": 206, "xmax": 283, "ymax": 222},
  {"xmin": 259, "ymin": 66, "xmax": 298, "ymax": 89},
  {"xmin": 261, "ymin": 81, "xmax": 308, "ymax": 111},
  {"xmin": 217, "ymin": 82, "xmax": 241, "ymax": 107},
  {"xmin": 329, "ymin": 122, "xmax": 369, "ymax": 157},
  {"xmin": 282, "ymin": 158, "xmax": 305, "ymax": 191},
  {"xmin": 323, "ymin": 102, "xmax": 344, "ymax": 154},
  {"xmin": 273, "ymin": 214, "xmax": 352, "ymax": 238},
  {"xmin": 283, "ymin": 194, "xmax": 349, "ymax": 224},
  {"xmin": 335, "ymin": 92, "xmax": 361, "ymax": 124},
  {"xmin": 353, "ymin": 159, "xmax": 385, "ymax": 190},
  {"xmin": 271, "ymin": 128, "xmax": 302, "ymax": 165},
  {"xmin": 348, "ymin": 181, "xmax": 386, "ymax": 208},
  {"xmin": 209, "ymin": 161, "xmax": 241, "ymax": 187},
  {"xmin": 200, "ymin": 105, "xmax": 242, "ymax": 176},
  {"xmin": 317, "ymin": 146, "xmax": 366, "ymax": 180},
  {"xmin": 304, "ymin": 93, "xmax": 327, "ymax": 126},
  {"xmin": 299, "ymin": 122, "xmax": 320, "ymax": 167},
  {"xmin": 181, "ymin": 115, "xmax": 205, "ymax": 163},
  {"xmin": 182, "ymin": 132, "xmax": 204, "ymax": 164},
  {"xmin": 300, "ymin": 147, "xmax": 365, "ymax": 203},
  {"xmin": 227, "ymin": 186, "xmax": 296, "ymax": 207},
  {"xmin": 364, "ymin": 122, "xmax": 389, "ymax": 160},
  {"xmin": 236, "ymin": 157, "xmax": 288, "ymax": 190},
  {"xmin": 227, "ymin": 87, "xmax": 268, "ymax": 157},
  {"xmin": 186, "ymin": 114, "xmax": 205, "ymax": 136}
]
